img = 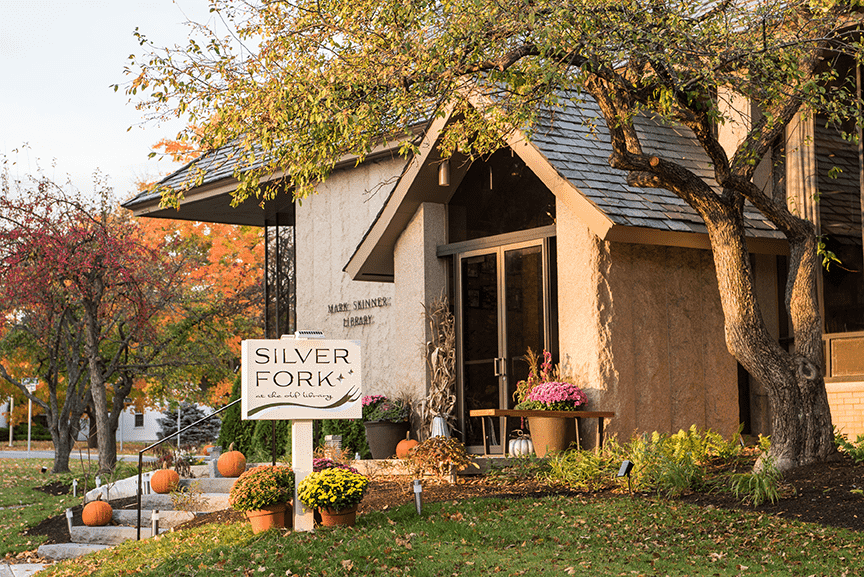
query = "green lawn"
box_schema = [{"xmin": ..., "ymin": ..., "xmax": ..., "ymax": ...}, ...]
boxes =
[
  {"xmin": 37, "ymin": 493, "xmax": 863, "ymax": 577},
  {"xmin": 0, "ymin": 458, "xmax": 81, "ymax": 558},
  {"xmin": 3, "ymin": 453, "xmax": 862, "ymax": 576}
]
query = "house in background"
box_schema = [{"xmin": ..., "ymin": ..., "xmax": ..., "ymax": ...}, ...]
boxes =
[
  {"xmin": 75, "ymin": 403, "xmax": 217, "ymax": 446},
  {"xmin": 124, "ymin": 89, "xmax": 864, "ymax": 451},
  {"xmin": 1, "ymin": 401, "xmax": 162, "ymax": 445}
]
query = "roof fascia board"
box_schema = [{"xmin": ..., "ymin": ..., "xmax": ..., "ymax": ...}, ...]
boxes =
[
  {"xmin": 343, "ymin": 111, "xmax": 454, "ymax": 280},
  {"xmin": 508, "ymin": 135, "xmax": 615, "ymax": 239},
  {"xmin": 605, "ymin": 225, "xmax": 789, "ymax": 255}
]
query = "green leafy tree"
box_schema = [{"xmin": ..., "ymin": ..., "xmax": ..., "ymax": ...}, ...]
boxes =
[{"xmin": 124, "ymin": 0, "xmax": 864, "ymax": 470}]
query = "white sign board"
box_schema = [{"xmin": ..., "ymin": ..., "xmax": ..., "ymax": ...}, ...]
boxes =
[{"xmin": 241, "ymin": 338, "xmax": 362, "ymax": 420}]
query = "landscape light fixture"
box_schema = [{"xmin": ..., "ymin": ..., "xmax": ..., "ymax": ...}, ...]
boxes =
[
  {"xmin": 152, "ymin": 510, "xmax": 160, "ymax": 536},
  {"xmin": 438, "ymin": 160, "xmax": 450, "ymax": 187},
  {"xmin": 414, "ymin": 479, "xmax": 423, "ymax": 515},
  {"xmin": 617, "ymin": 460, "xmax": 634, "ymax": 494}
]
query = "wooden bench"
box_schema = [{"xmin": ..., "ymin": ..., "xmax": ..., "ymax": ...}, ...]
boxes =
[{"xmin": 468, "ymin": 409, "xmax": 615, "ymax": 456}]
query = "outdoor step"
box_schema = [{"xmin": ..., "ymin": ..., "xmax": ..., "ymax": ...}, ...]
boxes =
[
  {"xmin": 70, "ymin": 526, "xmax": 155, "ymax": 545},
  {"xmin": 140, "ymin": 493, "xmax": 229, "ymax": 512},
  {"xmin": 178, "ymin": 477, "xmax": 237, "ymax": 493},
  {"xmin": 113, "ymin": 509, "xmax": 195, "ymax": 528},
  {"xmin": 37, "ymin": 543, "xmax": 112, "ymax": 561}
]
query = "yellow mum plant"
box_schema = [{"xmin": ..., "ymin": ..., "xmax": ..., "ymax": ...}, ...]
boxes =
[{"xmin": 298, "ymin": 467, "xmax": 369, "ymax": 511}]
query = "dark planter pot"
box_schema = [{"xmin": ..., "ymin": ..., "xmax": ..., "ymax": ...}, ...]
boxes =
[{"xmin": 364, "ymin": 421, "xmax": 410, "ymax": 459}]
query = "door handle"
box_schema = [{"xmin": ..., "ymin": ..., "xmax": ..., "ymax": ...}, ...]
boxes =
[{"xmin": 493, "ymin": 357, "xmax": 506, "ymax": 377}]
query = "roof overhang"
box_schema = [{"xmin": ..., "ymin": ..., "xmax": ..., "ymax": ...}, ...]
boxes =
[
  {"xmin": 126, "ymin": 175, "xmax": 293, "ymax": 226},
  {"xmin": 123, "ymin": 132, "xmax": 421, "ymax": 227}
]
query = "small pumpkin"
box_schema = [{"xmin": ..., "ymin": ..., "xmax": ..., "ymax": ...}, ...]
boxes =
[
  {"xmin": 508, "ymin": 432, "xmax": 534, "ymax": 457},
  {"xmin": 218, "ymin": 442, "xmax": 247, "ymax": 477},
  {"xmin": 82, "ymin": 494, "xmax": 113, "ymax": 527},
  {"xmin": 395, "ymin": 432, "xmax": 419, "ymax": 459},
  {"xmin": 150, "ymin": 462, "xmax": 180, "ymax": 494}
]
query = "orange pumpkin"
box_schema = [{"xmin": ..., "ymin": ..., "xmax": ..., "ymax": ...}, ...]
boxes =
[
  {"xmin": 150, "ymin": 463, "xmax": 180, "ymax": 494},
  {"xmin": 82, "ymin": 495, "xmax": 113, "ymax": 527},
  {"xmin": 396, "ymin": 432, "xmax": 419, "ymax": 459},
  {"xmin": 217, "ymin": 443, "xmax": 247, "ymax": 477}
]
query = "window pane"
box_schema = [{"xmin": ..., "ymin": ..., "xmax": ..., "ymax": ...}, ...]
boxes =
[
  {"xmin": 448, "ymin": 148, "xmax": 555, "ymax": 243},
  {"xmin": 815, "ymin": 118, "xmax": 864, "ymax": 333}
]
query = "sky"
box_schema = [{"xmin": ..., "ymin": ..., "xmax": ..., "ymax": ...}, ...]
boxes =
[{"xmin": 1, "ymin": 0, "xmax": 217, "ymax": 201}]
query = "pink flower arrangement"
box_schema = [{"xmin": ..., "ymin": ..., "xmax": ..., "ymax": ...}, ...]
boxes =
[
  {"xmin": 313, "ymin": 457, "xmax": 359, "ymax": 474},
  {"xmin": 362, "ymin": 395, "xmax": 386, "ymax": 407},
  {"xmin": 516, "ymin": 380, "xmax": 586, "ymax": 411},
  {"xmin": 527, "ymin": 382, "xmax": 587, "ymax": 407}
]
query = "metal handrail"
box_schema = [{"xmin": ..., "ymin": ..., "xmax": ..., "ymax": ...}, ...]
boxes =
[{"xmin": 136, "ymin": 398, "xmax": 241, "ymax": 540}]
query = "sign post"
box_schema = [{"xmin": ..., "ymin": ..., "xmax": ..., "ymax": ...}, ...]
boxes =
[
  {"xmin": 23, "ymin": 379, "xmax": 37, "ymax": 454},
  {"xmin": 241, "ymin": 333, "xmax": 362, "ymax": 532}
]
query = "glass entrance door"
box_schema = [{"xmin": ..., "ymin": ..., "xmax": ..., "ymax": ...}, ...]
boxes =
[{"xmin": 457, "ymin": 240, "xmax": 554, "ymax": 450}]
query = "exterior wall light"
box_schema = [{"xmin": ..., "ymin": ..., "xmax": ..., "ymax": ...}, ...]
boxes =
[{"xmin": 438, "ymin": 160, "xmax": 450, "ymax": 187}]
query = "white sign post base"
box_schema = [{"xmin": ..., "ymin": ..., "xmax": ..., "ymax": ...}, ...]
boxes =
[{"xmin": 292, "ymin": 419, "xmax": 315, "ymax": 532}]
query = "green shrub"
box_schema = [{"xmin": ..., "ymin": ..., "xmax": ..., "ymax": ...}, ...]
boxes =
[
  {"xmin": 729, "ymin": 457, "xmax": 782, "ymax": 506},
  {"xmin": 250, "ymin": 419, "xmax": 291, "ymax": 462},
  {"xmin": 318, "ymin": 419, "xmax": 371, "ymax": 459},
  {"xmin": 542, "ymin": 426, "xmax": 744, "ymax": 497},
  {"xmin": 834, "ymin": 429, "xmax": 864, "ymax": 463},
  {"xmin": 8, "ymin": 421, "xmax": 52, "ymax": 441},
  {"xmin": 546, "ymin": 445, "xmax": 621, "ymax": 491},
  {"xmin": 217, "ymin": 374, "xmax": 255, "ymax": 454}
]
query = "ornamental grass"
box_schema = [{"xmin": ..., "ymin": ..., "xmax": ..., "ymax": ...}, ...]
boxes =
[
  {"xmin": 228, "ymin": 465, "xmax": 294, "ymax": 512},
  {"xmin": 297, "ymin": 467, "xmax": 369, "ymax": 511}
]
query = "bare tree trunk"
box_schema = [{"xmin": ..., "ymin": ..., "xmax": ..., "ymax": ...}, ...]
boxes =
[
  {"xmin": 86, "ymin": 406, "xmax": 98, "ymax": 449},
  {"xmin": 50, "ymin": 418, "xmax": 76, "ymax": 473}
]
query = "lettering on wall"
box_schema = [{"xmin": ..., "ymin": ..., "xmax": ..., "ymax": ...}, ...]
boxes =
[{"xmin": 326, "ymin": 296, "xmax": 392, "ymax": 328}]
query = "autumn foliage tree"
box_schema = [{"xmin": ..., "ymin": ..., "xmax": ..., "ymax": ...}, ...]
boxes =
[
  {"xmin": 0, "ymin": 161, "xmax": 262, "ymax": 472},
  {"xmin": 124, "ymin": 0, "xmax": 864, "ymax": 470}
]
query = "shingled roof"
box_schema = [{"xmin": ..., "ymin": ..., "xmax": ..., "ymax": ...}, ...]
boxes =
[
  {"xmin": 123, "ymin": 141, "xmax": 267, "ymax": 215},
  {"xmin": 529, "ymin": 98, "xmax": 782, "ymax": 239},
  {"xmin": 125, "ymin": 93, "xmax": 785, "ymax": 262}
]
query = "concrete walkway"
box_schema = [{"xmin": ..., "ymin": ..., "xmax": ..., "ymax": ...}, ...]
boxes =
[{"xmin": 0, "ymin": 563, "xmax": 48, "ymax": 576}]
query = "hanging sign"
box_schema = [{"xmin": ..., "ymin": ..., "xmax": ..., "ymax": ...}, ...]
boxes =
[{"xmin": 241, "ymin": 337, "xmax": 362, "ymax": 420}]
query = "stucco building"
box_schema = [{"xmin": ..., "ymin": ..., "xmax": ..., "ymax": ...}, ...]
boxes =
[{"xmin": 125, "ymin": 95, "xmax": 864, "ymax": 452}]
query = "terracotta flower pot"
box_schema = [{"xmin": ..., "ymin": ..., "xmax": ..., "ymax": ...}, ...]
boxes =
[
  {"xmin": 529, "ymin": 416, "xmax": 576, "ymax": 457},
  {"xmin": 245, "ymin": 503, "xmax": 286, "ymax": 533},
  {"xmin": 319, "ymin": 504, "xmax": 358, "ymax": 527}
]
